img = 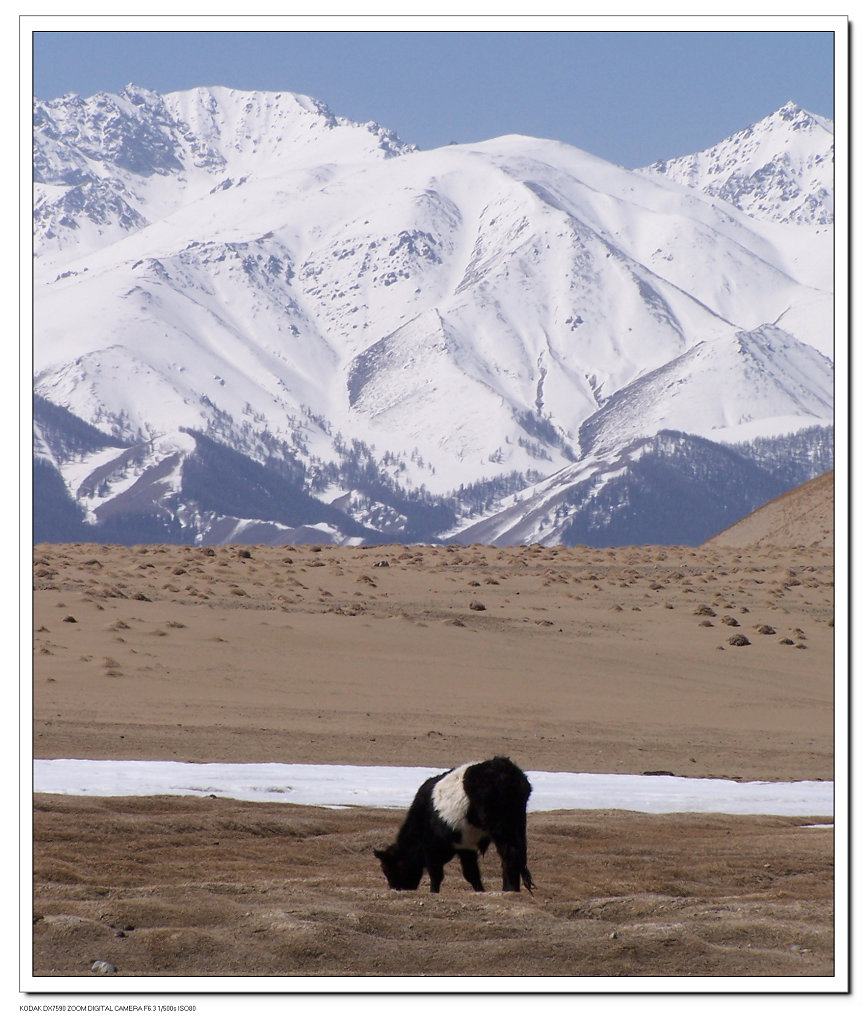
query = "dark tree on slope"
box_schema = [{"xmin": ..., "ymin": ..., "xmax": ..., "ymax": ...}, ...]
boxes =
[
  {"xmin": 33, "ymin": 460, "xmax": 92, "ymax": 543},
  {"xmin": 33, "ymin": 395, "xmax": 132, "ymax": 543},
  {"xmin": 32, "ymin": 459, "xmax": 191, "ymax": 545},
  {"xmin": 727, "ymin": 424, "xmax": 833, "ymax": 489},
  {"xmin": 452, "ymin": 471, "xmax": 542, "ymax": 518},
  {"xmin": 309, "ymin": 439, "xmax": 456, "ymax": 540},
  {"xmin": 34, "ymin": 393, "xmax": 129, "ymax": 460},
  {"xmin": 560, "ymin": 432, "xmax": 794, "ymax": 547},
  {"xmin": 180, "ymin": 429, "xmax": 382, "ymax": 540}
]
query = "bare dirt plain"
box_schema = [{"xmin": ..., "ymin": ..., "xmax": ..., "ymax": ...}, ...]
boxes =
[{"xmin": 31, "ymin": 524, "xmax": 836, "ymax": 982}]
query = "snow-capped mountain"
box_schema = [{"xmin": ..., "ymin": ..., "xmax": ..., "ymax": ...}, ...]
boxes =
[
  {"xmin": 32, "ymin": 86, "xmax": 834, "ymax": 547},
  {"xmin": 637, "ymin": 101, "xmax": 833, "ymax": 227}
]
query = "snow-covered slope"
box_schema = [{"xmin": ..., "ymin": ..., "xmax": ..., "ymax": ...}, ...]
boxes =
[{"xmin": 32, "ymin": 86, "xmax": 835, "ymax": 546}]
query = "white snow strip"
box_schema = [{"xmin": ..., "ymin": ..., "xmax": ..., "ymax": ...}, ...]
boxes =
[{"xmin": 32, "ymin": 760, "xmax": 833, "ymax": 817}]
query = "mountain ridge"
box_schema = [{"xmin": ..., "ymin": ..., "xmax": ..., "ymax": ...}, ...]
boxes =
[{"xmin": 32, "ymin": 86, "xmax": 834, "ymax": 547}]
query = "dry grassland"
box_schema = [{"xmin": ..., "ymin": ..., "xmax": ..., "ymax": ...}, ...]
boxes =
[{"xmin": 31, "ymin": 537, "xmax": 835, "ymax": 980}]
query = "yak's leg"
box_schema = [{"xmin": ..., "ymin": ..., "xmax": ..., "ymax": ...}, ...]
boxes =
[
  {"xmin": 491, "ymin": 835, "xmax": 526, "ymax": 892},
  {"xmin": 499, "ymin": 850, "xmax": 522, "ymax": 892},
  {"xmin": 489, "ymin": 808, "xmax": 532, "ymax": 892},
  {"xmin": 427, "ymin": 860, "xmax": 445, "ymax": 893},
  {"xmin": 457, "ymin": 850, "xmax": 485, "ymax": 892}
]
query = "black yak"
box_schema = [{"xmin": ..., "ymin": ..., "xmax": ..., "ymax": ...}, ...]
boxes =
[{"xmin": 374, "ymin": 757, "xmax": 534, "ymax": 893}]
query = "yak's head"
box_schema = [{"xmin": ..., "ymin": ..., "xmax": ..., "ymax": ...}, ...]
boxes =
[{"xmin": 374, "ymin": 844, "xmax": 424, "ymax": 890}]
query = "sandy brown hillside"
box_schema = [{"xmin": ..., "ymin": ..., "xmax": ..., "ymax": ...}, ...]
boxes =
[{"xmin": 705, "ymin": 471, "xmax": 834, "ymax": 549}]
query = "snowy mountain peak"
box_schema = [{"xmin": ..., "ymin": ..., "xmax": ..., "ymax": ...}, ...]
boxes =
[
  {"xmin": 119, "ymin": 82, "xmax": 164, "ymax": 107},
  {"xmin": 34, "ymin": 83, "xmax": 416, "ymax": 183},
  {"xmin": 161, "ymin": 84, "xmax": 417, "ymax": 166},
  {"xmin": 33, "ymin": 84, "xmax": 419, "ymax": 264},
  {"xmin": 637, "ymin": 101, "xmax": 833, "ymax": 225},
  {"xmin": 775, "ymin": 99, "xmax": 833, "ymax": 132}
]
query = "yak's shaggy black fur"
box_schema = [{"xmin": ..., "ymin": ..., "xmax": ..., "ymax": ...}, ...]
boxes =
[{"xmin": 374, "ymin": 756, "xmax": 534, "ymax": 893}]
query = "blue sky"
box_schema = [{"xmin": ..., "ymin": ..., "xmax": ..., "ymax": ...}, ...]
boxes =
[{"xmin": 31, "ymin": 25, "xmax": 836, "ymax": 168}]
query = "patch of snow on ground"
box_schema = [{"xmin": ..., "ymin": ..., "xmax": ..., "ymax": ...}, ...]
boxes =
[{"xmin": 32, "ymin": 761, "xmax": 833, "ymax": 817}]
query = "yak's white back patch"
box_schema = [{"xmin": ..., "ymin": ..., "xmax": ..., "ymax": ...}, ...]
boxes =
[{"xmin": 432, "ymin": 762, "xmax": 476, "ymax": 830}]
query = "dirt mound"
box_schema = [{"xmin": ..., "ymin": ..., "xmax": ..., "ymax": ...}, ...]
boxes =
[{"xmin": 705, "ymin": 472, "xmax": 834, "ymax": 549}]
